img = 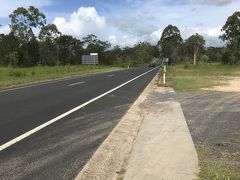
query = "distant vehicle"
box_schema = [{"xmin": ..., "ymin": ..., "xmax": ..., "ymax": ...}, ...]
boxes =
[{"xmin": 148, "ymin": 63, "xmax": 156, "ymax": 67}]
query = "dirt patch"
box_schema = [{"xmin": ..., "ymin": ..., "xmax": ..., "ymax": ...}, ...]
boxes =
[{"xmin": 203, "ymin": 77, "xmax": 240, "ymax": 92}]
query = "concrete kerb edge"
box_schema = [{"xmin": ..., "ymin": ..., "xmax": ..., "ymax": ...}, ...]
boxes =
[{"xmin": 75, "ymin": 69, "xmax": 160, "ymax": 180}]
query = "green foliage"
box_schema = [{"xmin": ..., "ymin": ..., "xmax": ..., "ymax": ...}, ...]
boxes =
[
  {"xmin": 0, "ymin": 65, "xmax": 123, "ymax": 88},
  {"xmin": 39, "ymin": 24, "xmax": 61, "ymax": 66},
  {"xmin": 220, "ymin": 11, "xmax": 240, "ymax": 64},
  {"xmin": 9, "ymin": 6, "xmax": 46, "ymax": 42},
  {"xmin": 197, "ymin": 145, "xmax": 240, "ymax": 180},
  {"xmin": 159, "ymin": 24, "xmax": 183, "ymax": 64},
  {"xmin": 9, "ymin": 6, "xmax": 46, "ymax": 66},
  {"xmin": 222, "ymin": 49, "xmax": 238, "ymax": 65},
  {"xmin": 57, "ymin": 35, "xmax": 84, "ymax": 65},
  {"xmin": 0, "ymin": 6, "xmax": 162, "ymax": 68},
  {"xmin": 166, "ymin": 63, "xmax": 240, "ymax": 92},
  {"xmin": 8, "ymin": 69, "xmax": 26, "ymax": 77},
  {"xmin": 205, "ymin": 47, "xmax": 224, "ymax": 62},
  {"xmin": 109, "ymin": 42, "xmax": 158, "ymax": 67},
  {"xmin": 201, "ymin": 55, "xmax": 210, "ymax": 63},
  {"xmin": 185, "ymin": 33, "xmax": 205, "ymax": 65},
  {"xmin": 0, "ymin": 33, "xmax": 19, "ymax": 66}
]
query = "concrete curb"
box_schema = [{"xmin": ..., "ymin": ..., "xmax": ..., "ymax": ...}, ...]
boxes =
[
  {"xmin": 75, "ymin": 71, "xmax": 158, "ymax": 180},
  {"xmin": 124, "ymin": 88, "xmax": 199, "ymax": 180}
]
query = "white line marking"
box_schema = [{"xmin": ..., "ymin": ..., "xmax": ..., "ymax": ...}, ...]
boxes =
[
  {"xmin": 0, "ymin": 77, "xmax": 83, "ymax": 93},
  {"xmin": 108, "ymin": 74, "xmax": 115, "ymax": 77},
  {"xmin": 0, "ymin": 67, "xmax": 158, "ymax": 152},
  {"xmin": 68, "ymin": 81, "xmax": 85, "ymax": 87}
]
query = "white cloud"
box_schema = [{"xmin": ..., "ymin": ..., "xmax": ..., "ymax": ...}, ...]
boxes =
[
  {"xmin": 181, "ymin": 26, "xmax": 224, "ymax": 46},
  {"xmin": 0, "ymin": 0, "xmax": 52, "ymax": 18},
  {"xmin": 0, "ymin": 24, "xmax": 10, "ymax": 34},
  {"xmin": 192, "ymin": 0, "xmax": 240, "ymax": 6},
  {"xmin": 150, "ymin": 29, "xmax": 162, "ymax": 43},
  {"xmin": 53, "ymin": 7, "xmax": 106, "ymax": 39},
  {"xmin": 108, "ymin": 29, "xmax": 162, "ymax": 48}
]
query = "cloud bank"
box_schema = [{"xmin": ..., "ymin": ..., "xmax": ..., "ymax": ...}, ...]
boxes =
[
  {"xmin": 53, "ymin": 7, "xmax": 106, "ymax": 39},
  {"xmin": 192, "ymin": 0, "xmax": 240, "ymax": 6}
]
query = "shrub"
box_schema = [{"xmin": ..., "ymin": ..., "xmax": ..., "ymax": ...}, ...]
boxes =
[{"xmin": 8, "ymin": 70, "xmax": 27, "ymax": 77}]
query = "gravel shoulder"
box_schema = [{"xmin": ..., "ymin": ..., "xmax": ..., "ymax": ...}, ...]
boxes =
[{"xmin": 173, "ymin": 77, "xmax": 240, "ymax": 179}]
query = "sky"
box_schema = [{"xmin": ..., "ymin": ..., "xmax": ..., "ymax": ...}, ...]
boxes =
[{"xmin": 0, "ymin": 0, "xmax": 239, "ymax": 47}]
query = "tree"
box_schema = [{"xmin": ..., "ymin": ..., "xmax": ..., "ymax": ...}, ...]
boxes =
[
  {"xmin": 159, "ymin": 25, "xmax": 183, "ymax": 64},
  {"xmin": 57, "ymin": 35, "xmax": 84, "ymax": 65},
  {"xmin": 9, "ymin": 6, "xmax": 46, "ymax": 66},
  {"xmin": 39, "ymin": 24, "xmax": 61, "ymax": 65},
  {"xmin": 220, "ymin": 11, "xmax": 240, "ymax": 63},
  {"xmin": 82, "ymin": 34, "xmax": 111, "ymax": 64},
  {"xmin": 185, "ymin": 33, "xmax": 205, "ymax": 65},
  {"xmin": 0, "ymin": 33, "xmax": 20, "ymax": 66}
]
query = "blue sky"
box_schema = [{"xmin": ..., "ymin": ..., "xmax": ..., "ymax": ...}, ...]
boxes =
[{"xmin": 0, "ymin": 0, "xmax": 240, "ymax": 47}]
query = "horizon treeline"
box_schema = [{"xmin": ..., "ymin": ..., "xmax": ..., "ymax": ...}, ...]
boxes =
[
  {"xmin": 0, "ymin": 6, "xmax": 239, "ymax": 67},
  {"xmin": 0, "ymin": 6, "xmax": 158, "ymax": 67},
  {"xmin": 158, "ymin": 11, "xmax": 240, "ymax": 65}
]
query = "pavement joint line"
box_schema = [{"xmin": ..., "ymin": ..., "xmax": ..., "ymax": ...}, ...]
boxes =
[
  {"xmin": 0, "ymin": 67, "xmax": 158, "ymax": 152},
  {"xmin": 68, "ymin": 81, "xmax": 85, "ymax": 86}
]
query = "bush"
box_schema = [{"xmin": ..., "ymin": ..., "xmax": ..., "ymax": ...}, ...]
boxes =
[
  {"xmin": 183, "ymin": 63, "xmax": 190, "ymax": 69},
  {"xmin": 222, "ymin": 51, "xmax": 237, "ymax": 65},
  {"xmin": 201, "ymin": 55, "xmax": 210, "ymax": 63},
  {"xmin": 8, "ymin": 70, "xmax": 27, "ymax": 77}
]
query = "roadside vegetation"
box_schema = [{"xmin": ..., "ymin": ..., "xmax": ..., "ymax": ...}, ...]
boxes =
[
  {"xmin": 0, "ymin": 4, "xmax": 240, "ymax": 180},
  {"xmin": 197, "ymin": 135, "xmax": 240, "ymax": 180},
  {"xmin": 165, "ymin": 63, "xmax": 240, "ymax": 92},
  {"xmin": 157, "ymin": 11, "xmax": 240, "ymax": 179},
  {"xmin": 0, "ymin": 65, "xmax": 122, "ymax": 88},
  {"xmin": 0, "ymin": 6, "xmax": 158, "ymax": 88}
]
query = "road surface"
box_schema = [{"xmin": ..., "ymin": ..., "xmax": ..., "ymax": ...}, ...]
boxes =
[{"xmin": 0, "ymin": 67, "xmax": 159, "ymax": 180}]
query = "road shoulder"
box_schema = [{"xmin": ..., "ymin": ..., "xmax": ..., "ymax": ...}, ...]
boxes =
[
  {"xmin": 75, "ymin": 74, "xmax": 199, "ymax": 180},
  {"xmin": 124, "ymin": 87, "xmax": 199, "ymax": 180},
  {"xmin": 75, "ymin": 69, "xmax": 156, "ymax": 180}
]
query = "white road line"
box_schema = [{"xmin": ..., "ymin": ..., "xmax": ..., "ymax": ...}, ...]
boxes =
[
  {"xmin": 0, "ymin": 67, "xmax": 158, "ymax": 152},
  {"xmin": 68, "ymin": 81, "xmax": 85, "ymax": 87},
  {"xmin": 108, "ymin": 74, "xmax": 115, "ymax": 77},
  {"xmin": 0, "ymin": 77, "xmax": 82, "ymax": 93}
]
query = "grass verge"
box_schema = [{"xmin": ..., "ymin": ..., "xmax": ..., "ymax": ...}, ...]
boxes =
[
  {"xmin": 165, "ymin": 63, "xmax": 240, "ymax": 92},
  {"xmin": 165, "ymin": 63, "xmax": 240, "ymax": 179},
  {"xmin": 197, "ymin": 138, "xmax": 240, "ymax": 180},
  {"xmin": 0, "ymin": 65, "xmax": 123, "ymax": 88}
]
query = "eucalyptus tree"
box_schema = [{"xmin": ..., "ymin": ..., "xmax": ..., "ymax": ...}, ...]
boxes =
[
  {"xmin": 39, "ymin": 24, "xmax": 61, "ymax": 65},
  {"xmin": 9, "ymin": 6, "xmax": 46, "ymax": 66},
  {"xmin": 159, "ymin": 25, "xmax": 183, "ymax": 64},
  {"xmin": 185, "ymin": 33, "xmax": 205, "ymax": 65},
  {"xmin": 0, "ymin": 33, "xmax": 19, "ymax": 66},
  {"xmin": 57, "ymin": 35, "xmax": 84, "ymax": 65},
  {"xmin": 82, "ymin": 34, "xmax": 111, "ymax": 64},
  {"xmin": 220, "ymin": 11, "xmax": 240, "ymax": 63}
]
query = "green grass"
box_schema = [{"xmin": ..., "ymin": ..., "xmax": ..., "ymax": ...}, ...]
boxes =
[
  {"xmin": 197, "ymin": 145, "xmax": 240, "ymax": 180},
  {"xmin": 0, "ymin": 65, "xmax": 123, "ymax": 88},
  {"xmin": 165, "ymin": 63, "xmax": 240, "ymax": 92}
]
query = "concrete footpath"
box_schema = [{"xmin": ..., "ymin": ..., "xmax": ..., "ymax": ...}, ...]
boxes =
[
  {"xmin": 124, "ymin": 87, "xmax": 199, "ymax": 180},
  {"xmin": 75, "ymin": 75, "xmax": 199, "ymax": 180}
]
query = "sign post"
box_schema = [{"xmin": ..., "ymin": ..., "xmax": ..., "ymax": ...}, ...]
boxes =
[
  {"xmin": 163, "ymin": 58, "xmax": 168, "ymax": 85},
  {"xmin": 163, "ymin": 65, "xmax": 166, "ymax": 85}
]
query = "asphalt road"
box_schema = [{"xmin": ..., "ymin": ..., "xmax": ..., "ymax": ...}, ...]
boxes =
[{"xmin": 0, "ymin": 67, "xmax": 159, "ymax": 180}]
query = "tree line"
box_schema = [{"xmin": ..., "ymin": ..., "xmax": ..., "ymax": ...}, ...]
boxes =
[
  {"xmin": 0, "ymin": 6, "xmax": 158, "ymax": 67},
  {"xmin": 0, "ymin": 6, "xmax": 239, "ymax": 67},
  {"xmin": 159, "ymin": 11, "xmax": 240, "ymax": 65}
]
